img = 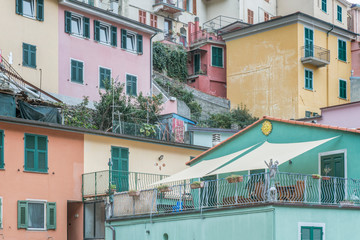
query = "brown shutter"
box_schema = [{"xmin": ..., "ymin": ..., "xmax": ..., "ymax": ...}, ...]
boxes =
[{"xmin": 193, "ymin": 0, "xmax": 197, "ymax": 15}]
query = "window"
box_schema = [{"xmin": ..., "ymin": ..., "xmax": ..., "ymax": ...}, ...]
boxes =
[
  {"xmin": 64, "ymin": 11, "xmax": 90, "ymax": 38},
  {"xmin": 18, "ymin": 201, "xmax": 56, "ymax": 230},
  {"xmin": 338, "ymin": 39, "xmax": 347, "ymax": 62},
  {"xmin": 84, "ymin": 201, "xmax": 105, "ymax": 239},
  {"xmin": 321, "ymin": 0, "xmax": 327, "ymax": 13},
  {"xmin": 212, "ymin": 46, "xmax": 223, "ymax": 68},
  {"xmin": 339, "ymin": 79, "xmax": 347, "ymax": 99},
  {"xmin": 99, "ymin": 67, "xmax": 111, "ymax": 89},
  {"xmin": 24, "ymin": 134, "xmax": 47, "ymax": 172},
  {"xmin": 304, "ymin": 28, "xmax": 314, "ymax": 57},
  {"xmin": 126, "ymin": 74, "xmax": 137, "ymax": 96},
  {"xmin": 337, "ymin": 5, "xmax": 342, "ymax": 22},
  {"xmin": 164, "ymin": 19, "xmax": 172, "ymax": 36},
  {"xmin": 186, "ymin": 0, "xmax": 193, "ymax": 13},
  {"xmin": 16, "ymin": 0, "xmax": 44, "ymax": 21},
  {"xmin": 121, "ymin": 29, "xmax": 143, "ymax": 54},
  {"xmin": 150, "ymin": 14, "xmax": 157, "ymax": 28},
  {"xmin": 94, "ymin": 20, "xmax": 117, "ymax": 46},
  {"xmin": 71, "ymin": 59, "xmax": 84, "ymax": 84},
  {"xmin": 301, "ymin": 226, "xmax": 323, "ymax": 240},
  {"xmin": 248, "ymin": 9, "xmax": 254, "ymax": 24},
  {"xmin": 305, "ymin": 69, "xmax": 313, "ymax": 90},
  {"xmin": 264, "ymin": 12, "xmax": 269, "ymax": 21},
  {"xmin": 0, "ymin": 130, "xmax": 3, "ymax": 169},
  {"xmin": 139, "ymin": 10, "xmax": 146, "ymax": 24},
  {"xmin": 22, "ymin": 43, "xmax": 36, "ymax": 68}
]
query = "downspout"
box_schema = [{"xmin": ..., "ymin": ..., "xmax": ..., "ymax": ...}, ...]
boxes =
[
  {"xmin": 326, "ymin": 25, "xmax": 334, "ymax": 106},
  {"xmin": 107, "ymin": 225, "xmax": 116, "ymax": 240},
  {"xmin": 150, "ymin": 32, "xmax": 158, "ymax": 96}
]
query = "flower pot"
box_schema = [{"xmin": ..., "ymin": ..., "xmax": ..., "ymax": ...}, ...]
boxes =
[
  {"xmin": 227, "ymin": 176, "xmax": 243, "ymax": 183},
  {"xmin": 340, "ymin": 201, "xmax": 354, "ymax": 206},
  {"xmin": 158, "ymin": 187, "xmax": 171, "ymax": 193},
  {"xmin": 128, "ymin": 191, "xmax": 140, "ymax": 197},
  {"xmin": 190, "ymin": 182, "xmax": 204, "ymax": 189},
  {"xmin": 312, "ymin": 175, "xmax": 321, "ymax": 179},
  {"xmin": 322, "ymin": 176, "xmax": 331, "ymax": 180}
]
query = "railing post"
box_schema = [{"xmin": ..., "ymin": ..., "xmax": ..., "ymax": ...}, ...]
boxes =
[
  {"xmin": 135, "ymin": 172, "xmax": 138, "ymax": 191},
  {"xmin": 304, "ymin": 175, "xmax": 308, "ymax": 203},
  {"xmin": 95, "ymin": 172, "xmax": 97, "ymax": 199},
  {"xmin": 334, "ymin": 178, "xmax": 337, "ymax": 204},
  {"xmin": 179, "ymin": 185, "xmax": 183, "ymax": 211},
  {"xmin": 82, "ymin": 174, "xmax": 84, "ymax": 201}
]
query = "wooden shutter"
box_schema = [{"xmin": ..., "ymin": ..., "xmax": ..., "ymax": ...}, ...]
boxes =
[
  {"xmin": 37, "ymin": 136, "xmax": 47, "ymax": 172},
  {"xmin": 126, "ymin": 75, "xmax": 131, "ymax": 94},
  {"xmin": 137, "ymin": 34, "xmax": 143, "ymax": 54},
  {"xmin": 193, "ymin": 0, "xmax": 197, "ymax": 15},
  {"xmin": 46, "ymin": 202, "xmax": 56, "ymax": 230},
  {"xmin": 132, "ymin": 76, "xmax": 137, "ymax": 96},
  {"xmin": 37, "ymin": 0, "xmax": 44, "ymax": 21},
  {"xmin": 83, "ymin": 17, "xmax": 90, "ymax": 38},
  {"xmin": 0, "ymin": 131, "xmax": 3, "ymax": 169},
  {"xmin": 16, "ymin": 0, "xmax": 23, "ymax": 15},
  {"xmin": 30, "ymin": 45, "xmax": 36, "ymax": 68},
  {"xmin": 99, "ymin": 67, "xmax": 105, "ymax": 88},
  {"xmin": 78, "ymin": 61, "xmax": 84, "ymax": 83},
  {"xmin": 23, "ymin": 43, "xmax": 29, "ymax": 66},
  {"xmin": 94, "ymin": 20, "xmax": 100, "ymax": 41},
  {"xmin": 25, "ymin": 134, "xmax": 36, "ymax": 171},
  {"xmin": 65, "ymin": 11, "xmax": 72, "ymax": 33},
  {"xmin": 18, "ymin": 201, "xmax": 28, "ymax": 229},
  {"xmin": 111, "ymin": 26, "xmax": 117, "ymax": 47},
  {"xmin": 121, "ymin": 29, "xmax": 127, "ymax": 49}
]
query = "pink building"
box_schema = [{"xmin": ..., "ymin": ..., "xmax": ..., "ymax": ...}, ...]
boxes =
[
  {"xmin": 58, "ymin": 0, "xmax": 159, "ymax": 102},
  {"xmin": 349, "ymin": 4, "xmax": 360, "ymax": 101},
  {"xmin": 186, "ymin": 18, "xmax": 227, "ymax": 98}
]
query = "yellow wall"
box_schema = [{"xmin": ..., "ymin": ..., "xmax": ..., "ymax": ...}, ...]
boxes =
[
  {"xmin": 0, "ymin": 0, "xmax": 58, "ymax": 93},
  {"xmin": 226, "ymin": 24, "xmax": 299, "ymax": 119},
  {"xmin": 84, "ymin": 134, "xmax": 204, "ymax": 175},
  {"xmin": 226, "ymin": 22, "xmax": 351, "ymax": 119}
]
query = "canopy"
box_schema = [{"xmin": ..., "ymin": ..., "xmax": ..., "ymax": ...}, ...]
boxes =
[
  {"xmin": 208, "ymin": 136, "xmax": 339, "ymax": 175},
  {"xmin": 152, "ymin": 144, "xmax": 259, "ymax": 185}
]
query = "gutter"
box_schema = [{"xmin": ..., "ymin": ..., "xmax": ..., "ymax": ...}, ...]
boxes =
[{"xmin": 107, "ymin": 225, "xmax": 116, "ymax": 240}]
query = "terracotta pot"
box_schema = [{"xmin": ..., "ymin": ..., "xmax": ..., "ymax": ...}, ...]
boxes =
[
  {"xmin": 190, "ymin": 182, "xmax": 204, "ymax": 189},
  {"xmin": 128, "ymin": 191, "xmax": 140, "ymax": 197},
  {"xmin": 312, "ymin": 175, "xmax": 321, "ymax": 179},
  {"xmin": 227, "ymin": 176, "xmax": 243, "ymax": 183},
  {"xmin": 322, "ymin": 176, "xmax": 331, "ymax": 180}
]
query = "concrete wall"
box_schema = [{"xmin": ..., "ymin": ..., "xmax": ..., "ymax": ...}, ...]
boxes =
[
  {"xmin": 0, "ymin": 0, "xmax": 59, "ymax": 94},
  {"xmin": 0, "ymin": 122, "xmax": 84, "ymax": 240},
  {"xmin": 350, "ymin": 77, "xmax": 360, "ymax": 101}
]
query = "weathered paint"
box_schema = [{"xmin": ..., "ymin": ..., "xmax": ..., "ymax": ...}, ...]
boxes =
[
  {"xmin": 0, "ymin": 0, "xmax": 59, "ymax": 94},
  {"xmin": 226, "ymin": 21, "xmax": 352, "ymax": 119},
  {"xmin": 84, "ymin": 134, "xmax": 204, "ymax": 175},
  {"xmin": 0, "ymin": 122, "xmax": 84, "ymax": 240}
]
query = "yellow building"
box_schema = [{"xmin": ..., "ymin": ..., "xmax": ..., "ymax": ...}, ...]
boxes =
[{"xmin": 224, "ymin": 12, "xmax": 356, "ymax": 119}]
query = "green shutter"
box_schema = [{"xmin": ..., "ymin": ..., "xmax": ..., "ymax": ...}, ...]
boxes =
[
  {"xmin": 94, "ymin": 20, "xmax": 100, "ymax": 41},
  {"xmin": 25, "ymin": 134, "xmax": 35, "ymax": 171},
  {"xmin": 30, "ymin": 45, "xmax": 36, "ymax": 68},
  {"xmin": 99, "ymin": 67, "xmax": 110, "ymax": 89},
  {"xmin": 65, "ymin": 11, "xmax": 72, "ymax": 34},
  {"xmin": 121, "ymin": 29, "xmax": 127, "ymax": 49},
  {"xmin": 18, "ymin": 201, "xmax": 28, "ymax": 229},
  {"xmin": 132, "ymin": 76, "xmax": 137, "ymax": 96},
  {"xmin": 37, "ymin": 0, "xmax": 44, "ymax": 21},
  {"xmin": 321, "ymin": 0, "xmax": 327, "ymax": 12},
  {"xmin": 337, "ymin": 5, "xmax": 342, "ymax": 22},
  {"xmin": 23, "ymin": 43, "xmax": 29, "ymax": 66},
  {"xmin": 37, "ymin": 136, "xmax": 47, "ymax": 172},
  {"xmin": 126, "ymin": 75, "xmax": 131, "ymax": 95},
  {"xmin": 339, "ymin": 80, "xmax": 347, "ymax": 99},
  {"xmin": 212, "ymin": 47, "xmax": 223, "ymax": 67},
  {"xmin": 46, "ymin": 202, "xmax": 56, "ymax": 230},
  {"xmin": 71, "ymin": 60, "xmax": 83, "ymax": 84},
  {"xmin": 16, "ymin": 0, "xmax": 23, "ymax": 15},
  {"xmin": 83, "ymin": 17, "xmax": 90, "ymax": 38},
  {"xmin": 137, "ymin": 34, "xmax": 143, "ymax": 54},
  {"xmin": 24, "ymin": 134, "xmax": 47, "ymax": 172},
  {"xmin": 0, "ymin": 130, "xmax": 3, "ymax": 169},
  {"xmin": 338, "ymin": 40, "xmax": 346, "ymax": 62},
  {"xmin": 111, "ymin": 26, "xmax": 117, "ymax": 47}
]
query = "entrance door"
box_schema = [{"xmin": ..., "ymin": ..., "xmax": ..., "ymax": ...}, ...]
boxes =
[
  {"xmin": 305, "ymin": 28, "xmax": 314, "ymax": 57},
  {"xmin": 320, "ymin": 153, "xmax": 345, "ymax": 204},
  {"xmin": 111, "ymin": 146, "xmax": 129, "ymax": 192},
  {"xmin": 200, "ymin": 175, "xmax": 217, "ymax": 207}
]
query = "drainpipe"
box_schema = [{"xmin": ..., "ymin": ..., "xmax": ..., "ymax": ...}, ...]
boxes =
[
  {"xmin": 150, "ymin": 32, "xmax": 158, "ymax": 96},
  {"xmin": 107, "ymin": 225, "xmax": 116, "ymax": 240},
  {"xmin": 326, "ymin": 25, "xmax": 334, "ymax": 106}
]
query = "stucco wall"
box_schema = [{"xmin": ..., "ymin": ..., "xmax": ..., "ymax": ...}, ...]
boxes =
[
  {"xmin": 316, "ymin": 103, "xmax": 360, "ymax": 129},
  {"xmin": 0, "ymin": 122, "xmax": 84, "ymax": 240}
]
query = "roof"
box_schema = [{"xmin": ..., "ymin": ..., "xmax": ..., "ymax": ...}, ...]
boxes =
[
  {"xmin": 0, "ymin": 116, "xmax": 207, "ymax": 151},
  {"xmin": 187, "ymin": 126, "xmax": 239, "ymax": 133},
  {"xmin": 186, "ymin": 116, "xmax": 360, "ymax": 165},
  {"xmin": 320, "ymin": 100, "xmax": 360, "ymax": 111}
]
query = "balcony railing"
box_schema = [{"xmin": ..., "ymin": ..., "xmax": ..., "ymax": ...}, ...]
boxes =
[
  {"xmin": 189, "ymin": 30, "xmax": 224, "ymax": 46},
  {"xmin": 153, "ymin": 0, "xmax": 184, "ymax": 14},
  {"xmin": 82, "ymin": 170, "xmax": 170, "ymax": 199},
  {"xmin": 188, "ymin": 63, "xmax": 207, "ymax": 77},
  {"xmin": 301, "ymin": 45, "xmax": 330, "ymax": 67},
  {"xmin": 111, "ymin": 172, "xmax": 360, "ymax": 217}
]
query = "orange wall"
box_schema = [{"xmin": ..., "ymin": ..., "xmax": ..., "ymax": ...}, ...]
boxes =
[{"xmin": 0, "ymin": 122, "xmax": 84, "ymax": 240}]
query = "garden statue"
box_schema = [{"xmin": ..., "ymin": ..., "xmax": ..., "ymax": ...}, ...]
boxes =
[
  {"xmin": 265, "ymin": 159, "xmax": 279, "ymax": 202},
  {"xmin": 265, "ymin": 159, "xmax": 279, "ymax": 178}
]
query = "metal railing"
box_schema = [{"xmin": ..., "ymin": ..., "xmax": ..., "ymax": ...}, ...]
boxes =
[
  {"xmin": 189, "ymin": 30, "xmax": 223, "ymax": 46},
  {"xmin": 82, "ymin": 170, "xmax": 170, "ymax": 198},
  {"xmin": 111, "ymin": 172, "xmax": 360, "ymax": 217},
  {"xmin": 154, "ymin": 0, "xmax": 185, "ymax": 10},
  {"xmin": 188, "ymin": 63, "xmax": 207, "ymax": 77},
  {"xmin": 301, "ymin": 45, "xmax": 330, "ymax": 63}
]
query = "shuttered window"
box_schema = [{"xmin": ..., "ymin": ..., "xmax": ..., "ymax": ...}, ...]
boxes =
[
  {"xmin": 64, "ymin": 11, "xmax": 90, "ymax": 38},
  {"xmin": 339, "ymin": 79, "xmax": 347, "ymax": 99},
  {"xmin": 111, "ymin": 26, "xmax": 117, "ymax": 47},
  {"xmin": 150, "ymin": 14, "xmax": 157, "ymax": 28},
  {"xmin": 16, "ymin": 0, "xmax": 44, "ymax": 21},
  {"xmin": 17, "ymin": 201, "xmax": 56, "ymax": 230},
  {"xmin": 71, "ymin": 59, "xmax": 84, "ymax": 84},
  {"xmin": 22, "ymin": 43, "xmax": 36, "ymax": 68},
  {"xmin": 24, "ymin": 134, "xmax": 48, "ymax": 173},
  {"xmin": 83, "ymin": 17, "xmax": 90, "ymax": 38},
  {"xmin": 36, "ymin": 0, "xmax": 44, "ymax": 21},
  {"xmin": 126, "ymin": 74, "xmax": 137, "ymax": 96},
  {"xmin": 137, "ymin": 34, "xmax": 143, "ymax": 54},
  {"xmin": 338, "ymin": 39, "xmax": 347, "ymax": 62},
  {"xmin": 321, "ymin": 0, "xmax": 327, "ymax": 12},
  {"xmin": 212, "ymin": 46, "xmax": 223, "ymax": 67},
  {"xmin": 46, "ymin": 202, "xmax": 56, "ymax": 230},
  {"xmin": 99, "ymin": 67, "xmax": 111, "ymax": 89},
  {"xmin": 139, "ymin": 10, "xmax": 146, "ymax": 24},
  {"xmin": 111, "ymin": 146, "xmax": 129, "ymax": 192},
  {"xmin": 0, "ymin": 130, "xmax": 3, "ymax": 169},
  {"xmin": 305, "ymin": 69, "xmax": 313, "ymax": 90},
  {"xmin": 337, "ymin": 5, "xmax": 342, "ymax": 22},
  {"xmin": 301, "ymin": 226, "xmax": 323, "ymax": 240},
  {"xmin": 121, "ymin": 29, "xmax": 143, "ymax": 54},
  {"xmin": 248, "ymin": 9, "xmax": 254, "ymax": 24}
]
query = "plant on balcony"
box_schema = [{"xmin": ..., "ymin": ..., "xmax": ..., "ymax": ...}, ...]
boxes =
[
  {"xmin": 128, "ymin": 190, "xmax": 140, "ymax": 197},
  {"xmin": 226, "ymin": 175, "xmax": 243, "ymax": 183},
  {"xmin": 312, "ymin": 174, "xmax": 321, "ymax": 179},
  {"xmin": 190, "ymin": 181, "xmax": 204, "ymax": 189},
  {"xmin": 106, "ymin": 184, "xmax": 117, "ymax": 195},
  {"xmin": 139, "ymin": 123, "xmax": 157, "ymax": 137},
  {"xmin": 340, "ymin": 199, "xmax": 355, "ymax": 206},
  {"xmin": 157, "ymin": 184, "xmax": 172, "ymax": 193},
  {"xmin": 322, "ymin": 167, "xmax": 331, "ymax": 180}
]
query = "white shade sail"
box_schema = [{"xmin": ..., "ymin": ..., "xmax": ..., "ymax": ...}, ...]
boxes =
[
  {"xmin": 208, "ymin": 136, "xmax": 339, "ymax": 175},
  {"xmin": 152, "ymin": 144, "xmax": 259, "ymax": 185}
]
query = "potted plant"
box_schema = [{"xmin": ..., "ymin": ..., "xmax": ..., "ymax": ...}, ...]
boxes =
[
  {"xmin": 128, "ymin": 190, "xmax": 140, "ymax": 197},
  {"xmin": 157, "ymin": 184, "xmax": 171, "ymax": 193},
  {"xmin": 190, "ymin": 181, "xmax": 204, "ymax": 189},
  {"xmin": 322, "ymin": 167, "xmax": 331, "ymax": 180},
  {"xmin": 321, "ymin": 176, "xmax": 331, "ymax": 180},
  {"xmin": 340, "ymin": 199, "xmax": 355, "ymax": 206},
  {"xmin": 226, "ymin": 175, "xmax": 243, "ymax": 183},
  {"xmin": 312, "ymin": 174, "xmax": 321, "ymax": 179}
]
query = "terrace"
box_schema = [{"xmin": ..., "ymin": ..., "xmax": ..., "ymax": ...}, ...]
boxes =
[
  {"xmin": 301, "ymin": 45, "xmax": 330, "ymax": 67},
  {"xmin": 108, "ymin": 172, "xmax": 360, "ymax": 218}
]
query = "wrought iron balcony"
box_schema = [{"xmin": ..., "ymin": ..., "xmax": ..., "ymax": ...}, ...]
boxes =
[
  {"xmin": 188, "ymin": 63, "xmax": 208, "ymax": 78},
  {"xmin": 301, "ymin": 45, "xmax": 330, "ymax": 67},
  {"xmin": 111, "ymin": 172, "xmax": 360, "ymax": 217},
  {"xmin": 153, "ymin": 0, "xmax": 185, "ymax": 14},
  {"xmin": 189, "ymin": 30, "xmax": 224, "ymax": 46}
]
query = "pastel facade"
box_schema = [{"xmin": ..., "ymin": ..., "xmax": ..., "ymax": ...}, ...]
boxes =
[
  {"xmin": 224, "ymin": 12, "xmax": 355, "ymax": 119},
  {"xmin": 349, "ymin": 4, "xmax": 360, "ymax": 101}
]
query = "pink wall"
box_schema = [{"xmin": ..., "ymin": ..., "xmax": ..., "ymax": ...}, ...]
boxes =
[
  {"xmin": 59, "ymin": 6, "xmax": 152, "ymax": 101},
  {"xmin": 316, "ymin": 102, "xmax": 360, "ymax": 129},
  {"xmin": 0, "ymin": 122, "xmax": 84, "ymax": 240},
  {"xmin": 351, "ymin": 41, "xmax": 360, "ymax": 78}
]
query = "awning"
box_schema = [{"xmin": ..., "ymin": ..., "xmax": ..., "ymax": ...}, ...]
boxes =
[
  {"xmin": 208, "ymin": 136, "xmax": 339, "ymax": 175},
  {"xmin": 152, "ymin": 144, "xmax": 259, "ymax": 185}
]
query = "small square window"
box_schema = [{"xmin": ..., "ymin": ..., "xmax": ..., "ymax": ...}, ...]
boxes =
[
  {"xmin": 23, "ymin": 0, "xmax": 35, "ymax": 17},
  {"xmin": 301, "ymin": 226, "xmax": 323, "ymax": 240}
]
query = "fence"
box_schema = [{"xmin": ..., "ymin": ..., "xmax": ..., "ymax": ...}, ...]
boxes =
[
  {"xmin": 112, "ymin": 172, "xmax": 360, "ymax": 217},
  {"xmin": 301, "ymin": 45, "xmax": 330, "ymax": 63},
  {"xmin": 189, "ymin": 30, "xmax": 223, "ymax": 46}
]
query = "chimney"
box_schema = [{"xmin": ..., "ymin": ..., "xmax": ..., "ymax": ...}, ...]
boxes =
[
  {"xmin": 195, "ymin": 17, "xmax": 200, "ymax": 32},
  {"xmin": 212, "ymin": 133, "xmax": 221, "ymax": 147}
]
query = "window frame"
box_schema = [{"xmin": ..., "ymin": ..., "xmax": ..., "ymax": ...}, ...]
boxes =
[
  {"xmin": 338, "ymin": 39, "xmax": 347, "ymax": 62},
  {"xmin": 126, "ymin": 31, "xmax": 137, "ymax": 52},
  {"xmin": 70, "ymin": 13, "xmax": 83, "ymax": 36},
  {"xmin": 150, "ymin": 14, "xmax": 157, "ymax": 28},
  {"xmin": 22, "ymin": 0, "xmax": 35, "ymax": 18},
  {"xmin": 321, "ymin": 0, "xmax": 327, "ymax": 13},
  {"xmin": 264, "ymin": 12, "xmax": 269, "ymax": 21},
  {"xmin": 125, "ymin": 74, "xmax": 138, "ymax": 96},
  {"xmin": 304, "ymin": 68, "xmax": 314, "ymax": 91},
  {"xmin": 24, "ymin": 133, "xmax": 48, "ymax": 173},
  {"xmin": 337, "ymin": 5, "xmax": 342, "ymax": 22},
  {"xmin": 26, "ymin": 199, "xmax": 47, "ymax": 231},
  {"xmin": 139, "ymin": 10, "xmax": 146, "ymax": 24},
  {"xmin": 211, "ymin": 45, "xmax": 224, "ymax": 68},
  {"xmin": 99, "ymin": 66, "xmax": 112, "ymax": 89},
  {"xmin": 99, "ymin": 22, "xmax": 111, "ymax": 45},
  {"xmin": 70, "ymin": 58, "xmax": 84, "ymax": 84},
  {"xmin": 22, "ymin": 43, "xmax": 37, "ymax": 69},
  {"xmin": 298, "ymin": 222, "xmax": 325, "ymax": 240},
  {"xmin": 194, "ymin": 53, "xmax": 201, "ymax": 74},
  {"xmin": 339, "ymin": 79, "xmax": 347, "ymax": 99},
  {"xmin": 248, "ymin": 9, "xmax": 254, "ymax": 24}
]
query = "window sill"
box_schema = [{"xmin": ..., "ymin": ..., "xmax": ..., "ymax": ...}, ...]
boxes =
[
  {"xmin": 70, "ymin": 80, "xmax": 84, "ymax": 85},
  {"xmin": 338, "ymin": 97, "xmax": 348, "ymax": 100},
  {"xmin": 22, "ymin": 64, "xmax": 37, "ymax": 69},
  {"xmin": 69, "ymin": 33, "xmax": 88, "ymax": 40},
  {"xmin": 304, "ymin": 88, "xmax": 314, "ymax": 92},
  {"xmin": 337, "ymin": 58, "xmax": 347, "ymax": 63},
  {"xmin": 211, "ymin": 65, "xmax": 224, "ymax": 69},
  {"xmin": 23, "ymin": 170, "xmax": 48, "ymax": 174},
  {"xmin": 122, "ymin": 48, "xmax": 140, "ymax": 55},
  {"xmin": 27, "ymin": 228, "xmax": 47, "ymax": 231}
]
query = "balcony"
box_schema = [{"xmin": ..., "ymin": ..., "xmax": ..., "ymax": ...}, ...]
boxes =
[
  {"xmin": 189, "ymin": 30, "xmax": 224, "ymax": 46},
  {"xmin": 153, "ymin": 0, "xmax": 185, "ymax": 14},
  {"xmin": 188, "ymin": 63, "xmax": 207, "ymax": 78},
  {"xmin": 111, "ymin": 172, "xmax": 360, "ymax": 217},
  {"xmin": 301, "ymin": 45, "xmax": 330, "ymax": 67}
]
